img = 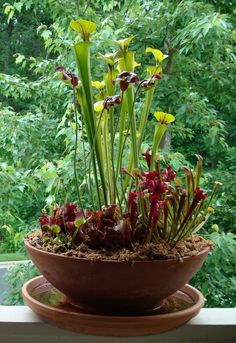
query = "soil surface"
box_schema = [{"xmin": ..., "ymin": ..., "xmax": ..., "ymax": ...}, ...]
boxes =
[{"xmin": 26, "ymin": 232, "xmax": 212, "ymax": 262}]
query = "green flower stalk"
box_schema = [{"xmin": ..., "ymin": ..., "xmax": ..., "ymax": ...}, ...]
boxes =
[{"xmin": 71, "ymin": 21, "xmax": 107, "ymax": 207}]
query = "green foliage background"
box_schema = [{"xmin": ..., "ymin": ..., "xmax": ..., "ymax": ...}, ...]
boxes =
[{"xmin": 0, "ymin": 0, "xmax": 235, "ymax": 307}]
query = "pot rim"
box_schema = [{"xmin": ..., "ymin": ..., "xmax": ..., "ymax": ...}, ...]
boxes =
[{"xmin": 24, "ymin": 238, "xmax": 210, "ymax": 264}]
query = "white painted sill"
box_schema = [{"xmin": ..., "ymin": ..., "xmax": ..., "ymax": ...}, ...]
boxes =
[
  {"xmin": 0, "ymin": 262, "xmax": 235, "ymax": 341},
  {"xmin": 0, "ymin": 307, "xmax": 235, "ymax": 343}
]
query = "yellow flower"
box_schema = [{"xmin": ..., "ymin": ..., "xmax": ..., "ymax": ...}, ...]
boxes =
[
  {"xmin": 154, "ymin": 112, "xmax": 175, "ymax": 124},
  {"xmin": 146, "ymin": 65, "xmax": 162, "ymax": 76},
  {"xmin": 92, "ymin": 81, "xmax": 105, "ymax": 90},
  {"xmin": 115, "ymin": 36, "xmax": 134, "ymax": 51},
  {"xmin": 133, "ymin": 60, "xmax": 141, "ymax": 69},
  {"xmin": 146, "ymin": 47, "xmax": 168, "ymax": 63},
  {"xmin": 207, "ymin": 207, "xmax": 215, "ymax": 213},
  {"xmin": 94, "ymin": 101, "xmax": 104, "ymax": 112},
  {"xmin": 70, "ymin": 19, "xmax": 96, "ymax": 41},
  {"xmin": 97, "ymin": 52, "xmax": 118, "ymax": 67}
]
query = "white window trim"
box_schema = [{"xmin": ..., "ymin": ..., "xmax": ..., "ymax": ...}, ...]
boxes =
[{"xmin": 0, "ymin": 307, "xmax": 235, "ymax": 342}]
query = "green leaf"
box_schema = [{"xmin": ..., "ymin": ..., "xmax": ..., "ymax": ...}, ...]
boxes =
[
  {"xmin": 14, "ymin": 2, "xmax": 23, "ymax": 12},
  {"xmin": 42, "ymin": 236, "xmax": 51, "ymax": 243},
  {"xmin": 15, "ymin": 54, "xmax": 25, "ymax": 65},
  {"xmin": 74, "ymin": 217, "xmax": 86, "ymax": 229},
  {"xmin": 45, "ymin": 194, "xmax": 55, "ymax": 206},
  {"xmin": 2, "ymin": 224, "xmax": 14, "ymax": 236},
  {"xmin": 50, "ymin": 225, "xmax": 61, "ymax": 234},
  {"xmin": 41, "ymin": 30, "xmax": 52, "ymax": 40}
]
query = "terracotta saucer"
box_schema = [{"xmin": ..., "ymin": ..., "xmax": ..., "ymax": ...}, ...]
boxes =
[{"xmin": 22, "ymin": 275, "xmax": 204, "ymax": 337}]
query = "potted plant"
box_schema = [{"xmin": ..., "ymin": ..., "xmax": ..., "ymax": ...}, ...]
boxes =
[{"xmin": 24, "ymin": 19, "xmax": 221, "ymax": 323}]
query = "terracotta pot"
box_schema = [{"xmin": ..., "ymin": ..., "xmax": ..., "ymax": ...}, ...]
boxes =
[{"xmin": 24, "ymin": 239, "xmax": 209, "ymax": 315}]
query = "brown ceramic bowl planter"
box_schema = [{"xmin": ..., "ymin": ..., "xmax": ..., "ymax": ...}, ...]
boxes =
[{"xmin": 24, "ymin": 239, "xmax": 209, "ymax": 316}]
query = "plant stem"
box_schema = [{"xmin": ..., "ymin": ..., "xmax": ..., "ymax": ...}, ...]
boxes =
[
  {"xmin": 150, "ymin": 124, "xmax": 167, "ymax": 170},
  {"xmin": 88, "ymin": 108, "xmax": 106, "ymax": 203},
  {"xmin": 110, "ymin": 108, "xmax": 123, "ymax": 213},
  {"xmin": 127, "ymin": 87, "xmax": 138, "ymax": 169},
  {"xmin": 73, "ymin": 88, "xmax": 85, "ymax": 216},
  {"xmin": 74, "ymin": 42, "xmax": 107, "ymax": 207},
  {"xmin": 120, "ymin": 82, "xmax": 144, "ymax": 201},
  {"xmin": 138, "ymin": 87, "xmax": 155, "ymax": 153},
  {"xmin": 103, "ymin": 115, "xmax": 112, "ymax": 203},
  {"xmin": 122, "ymin": 85, "xmax": 156, "ymax": 193},
  {"xmin": 109, "ymin": 107, "xmax": 116, "ymax": 203},
  {"xmin": 77, "ymin": 85, "xmax": 102, "ymax": 208},
  {"xmin": 80, "ymin": 103, "xmax": 95, "ymax": 209},
  {"xmin": 74, "ymin": 0, "xmax": 80, "ymax": 16}
]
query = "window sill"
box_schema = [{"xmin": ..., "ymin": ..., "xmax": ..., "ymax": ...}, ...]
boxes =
[{"xmin": 0, "ymin": 306, "xmax": 235, "ymax": 342}]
